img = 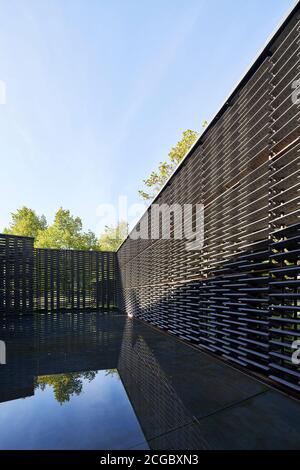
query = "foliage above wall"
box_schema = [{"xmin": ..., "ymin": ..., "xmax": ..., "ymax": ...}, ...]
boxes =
[
  {"xmin": 3, "ymin": 207, "xmax": 47, "ymax": 239},
  {"xmin": 3, "ymin": 206, "xmax": 127, "ymax": 251},
  {"xmin": 35, "ymin": 208, "xmax": 99, "ymax": 250},
  {"xmin": 138, "ymin": 125, "xmax": 207, "ymax": 201},
  {"xmin": 98, "ymin": 221, "xmax": 128, "ymax": 251}
]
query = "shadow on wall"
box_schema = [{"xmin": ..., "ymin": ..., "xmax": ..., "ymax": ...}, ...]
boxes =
[{"xmin": 117, "ymin": 222, "xmax": 300, "ymax": 394}]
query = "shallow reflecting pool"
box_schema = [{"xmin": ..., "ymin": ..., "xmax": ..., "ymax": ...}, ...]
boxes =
[
  {"xmin": 0, "ymin": 368, "xmax": 148, "ymax": 450},
  {"xmin": 0, "ymin": 312, "xmax": 300, "ymax": 450}
]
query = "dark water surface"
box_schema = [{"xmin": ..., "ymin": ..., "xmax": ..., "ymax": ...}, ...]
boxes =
[
  {"xmin": 0, "ymin": 313, "xmax": 150, "ymax": 450},
  {"xmin": 0, "ymin": 369, "xmax": 147, "ymax": 450},
  {"xmin": 0, "ymin": 313, "xmax": 300, "ymax": 450}
]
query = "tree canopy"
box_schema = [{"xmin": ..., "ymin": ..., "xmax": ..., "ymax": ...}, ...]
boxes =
[
  {"xmin": 3, "ymin": 207, "xmax": 128, "ymax": 251},
  {"xmin": 35, "ymin": 208, "xmax": 99, "ymax": 250},
  {"xmin": 139, "ymin": 123, "xmax": 208, "ymax": 201},
  {"xmin": 138, "ymin": 129, "xmax": 199, "ymax": 201},
  {"xmin": 98, "ymin": 221, "xmax": 128, "ymax": 251},
  {"xmin": 4, "ymin": 206, "xmax": 47, "ymax": 238}
]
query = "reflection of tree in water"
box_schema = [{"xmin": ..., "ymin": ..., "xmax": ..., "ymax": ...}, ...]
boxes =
[
  {"xmin": 105, "ymin": 369, "xmax": 119, "ymax": 379},
  {"xmin": 35, "ymin": 371, "xmax": 98, "ymax": 405}
]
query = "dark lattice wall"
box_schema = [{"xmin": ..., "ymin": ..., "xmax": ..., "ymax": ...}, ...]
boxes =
[
  {"xmin": 117, "ymin": 4, "xmax": 300, "ymax": 393},
  {"xmin": 0, "ymin": 235, "xmax": 117, "ymax": 313},
  {"xmin": 0, "ymin": 235, "xmax": 34, "ymax": 314},
  {"xmin": 33, "ymin": 248, "xmax": 116, "ymax": 311}
]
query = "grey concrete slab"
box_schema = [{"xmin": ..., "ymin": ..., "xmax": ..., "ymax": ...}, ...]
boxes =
[
  {"xmin": 147, "ymin": 422, "xmax": 209, "ymax": 450},
  {"xmin": 191, "ymin": 390, "xmax": 300, "ymax": 449},
  {"xmin": 121, "ymin": 318, "xmax": 300, "ymax": 449},
  {"xmin": 148, "ymin": 391, "xmax": 300, "ymax": 450},
  {"xmin": 124, "ymin": 318, "xmax": 268, "ymax": 418}
]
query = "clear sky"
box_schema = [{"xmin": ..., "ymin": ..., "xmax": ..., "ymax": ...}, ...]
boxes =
[{"xmin": 0, "ymin": 0, "xmax": 296, "ymax": 235}]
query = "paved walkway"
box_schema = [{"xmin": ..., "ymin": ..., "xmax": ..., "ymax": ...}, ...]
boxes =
[{"xmin": 119, "ymin": 316, "xmax": 300, "ymax": 449}]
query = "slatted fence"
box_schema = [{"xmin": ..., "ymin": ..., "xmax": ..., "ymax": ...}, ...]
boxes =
[
  {"xmin": 0, "ymin": 235, "xmax": 34, "ymax": 314},
  {"xmin": 0, "ymin": 235, "xmax": 117, "ymax": 313}
]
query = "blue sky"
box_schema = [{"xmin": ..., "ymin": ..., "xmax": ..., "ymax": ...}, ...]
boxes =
[{"xmin": 0, "ymin": 0, "xmax": 295, "ymax": 235}]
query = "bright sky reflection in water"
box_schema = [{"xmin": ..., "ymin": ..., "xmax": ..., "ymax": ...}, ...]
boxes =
[{"xmin": 0, "ymin": 369, "xmax": 148, "ymax": 450}]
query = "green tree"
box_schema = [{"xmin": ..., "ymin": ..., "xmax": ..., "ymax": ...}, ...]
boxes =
[
  {"xmin": 4, "ymin": 206, "xmax": 47, "ymax": 238},
  {"xmin": 35, "ymin": 208, "xmax": 99, "ymax": 250},
  {"xmin": 139, "ymin": 127, "xmax": 207, "ymax": 200},
  {"xmin": 98, "ymin": 221, "xmax": 128, "ymax": 251}
]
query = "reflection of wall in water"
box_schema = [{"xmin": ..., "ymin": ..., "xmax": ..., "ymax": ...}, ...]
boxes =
[
  {"xmin": 118, "ymin": 320, "xmax": 207, "ymax": 449},
  {"xmin": 0, "ymin": 314, "xmax": 123, "ymax": 404},
  {"xmin": 0, "ymin": 316, "xmax": 35, "ymax": 403}
]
